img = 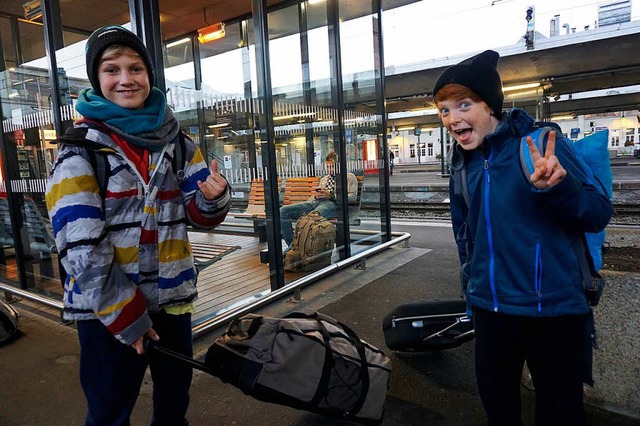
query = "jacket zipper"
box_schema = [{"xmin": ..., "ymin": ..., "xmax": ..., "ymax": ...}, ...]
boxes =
[
  {"xmin": 535, "ymin": 243, "xmax": 543, "ymax": 312},
  {"xmin": 119, "ymin": 144, "xmax": 171, "ymax": 203},
  {"xmin": 483, "ymin": 149, "xmax": 498, "ymax": 312}
]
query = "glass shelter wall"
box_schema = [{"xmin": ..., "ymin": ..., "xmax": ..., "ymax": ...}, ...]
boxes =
[{"xmin": 0, "ymin": 0, "xmax": 390, "ymax": 319}]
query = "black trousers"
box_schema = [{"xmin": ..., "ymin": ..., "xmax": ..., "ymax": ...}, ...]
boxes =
[
  {"xmin": 473, "ymin": 308, "xmax": 592, "ymax": 426},
  {"xmin": 77, "ymin": 311, "xmax": 193, "ymax": 426}
]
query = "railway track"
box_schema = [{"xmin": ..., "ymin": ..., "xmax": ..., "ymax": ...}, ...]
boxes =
[{"xmin": 360, "ymin": 202, "xmax": 640, "ymax": 225}]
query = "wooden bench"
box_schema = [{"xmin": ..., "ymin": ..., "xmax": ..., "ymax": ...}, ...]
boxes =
[
  {"xmin": 282, "ymin": 175, "xmax": 363, "ymax": 224},
  {"xmin": 232, "ymin": 179, "xmax": 280, "ymax": 242},
  {"xmin": 282, "ymin": 176, "xmax": 320, "ymax": 205},
  {"xmin": 259, "ymin": 174, "xmax": 364, "ymax": 263}
]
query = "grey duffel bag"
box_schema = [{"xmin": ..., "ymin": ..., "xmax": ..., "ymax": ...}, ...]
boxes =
[{"xmin": 205, "ymin": 312, "xmax": 392, "ymax": 423}]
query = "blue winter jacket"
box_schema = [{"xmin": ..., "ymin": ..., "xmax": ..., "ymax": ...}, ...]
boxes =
[{"xmin": 449, "ymin": 108, "xmax": 612, "ymax": 317}]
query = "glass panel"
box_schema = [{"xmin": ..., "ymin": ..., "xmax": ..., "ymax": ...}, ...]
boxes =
[
  {"xmin": 0, "ymin": 16, "xmax": 59, "ymax": 294},
  {"xmin": 261, "ymin": 3, "xmax": 333, "ymax": 282},
  {"xmin": 339, "ymin": 1, "xmax": 386, "ymax": 251},
  {"xmin": 164, "ymin": 15, "xmax": 267, "ymax": 324}
]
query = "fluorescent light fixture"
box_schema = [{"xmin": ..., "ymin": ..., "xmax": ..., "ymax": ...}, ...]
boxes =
[
  {"xmin": 23, "ymin": 0, "xmax": 42, "ymax": 21},
  {"xmin": 273, "ymin": 112, "xmax": 315, "ymax": 121},
  {"xmin": 308, "ymin": 0, "xmax": 325, "ymax": 4},
  {"xmin": 396, "ymin": 126, "xmax": 415, "ymax": 131},
  {"xmin": 388, "ymin": 108, "xmax": 438, "ymax": 120},
  {"xmin": 166, "ymin": 38, "xmax": 190, "ymax": 48},
  {"xmin": 551, "ymin": 114, "xmax": 575, "ymax": 121},
  {"xmin": 503, "ymin": 82, "xmax": 540, "ymax": 92},
  {"xmin": 208, "ymin": 123, "xmax": 229, "ymax": 129},
  {"xmin": 198, "ymin": 23, "xmax": 225, "ymax": 44},
  {"xmin": 8, "ymin": 89, "xmax": 20, "ymax": 99}
]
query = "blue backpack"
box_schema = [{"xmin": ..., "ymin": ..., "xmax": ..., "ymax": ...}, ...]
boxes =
[
  {"xmin": 521, "ymin": 128, "xmax": 612, "ymax": 271},
  {"xmin": 453, "ymin": 126, "xmax": 611, "ymax": 306}
]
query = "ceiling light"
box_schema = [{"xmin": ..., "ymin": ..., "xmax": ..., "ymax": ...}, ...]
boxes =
[
  {"xmin": 23, "ymin": 0, "xmax": 42, "ymax": 21},
  {"xmin": 166, "ymin": 38, "xmax": 190, "ymax": 48},
  {"xmin": 503, "ymin": 82, "xmax": 541, "ymax": 92},
  {"xmin": 198, "ymin": 23, "xmax": 225, "ymax": 44},
  {"xmin": 273, "ymin": 112, "xmax": 315, "ymax": 121},
  {"xmin": 308, "ymin": 0, "xmax": 326, "ymax": 4},
  {"xmin": 551, "ymin": 114, "xmax": 575, "ymax": 121},
  {"xmin": 208, "ymin": 123, "xmax": 229, "ymax": 129}
]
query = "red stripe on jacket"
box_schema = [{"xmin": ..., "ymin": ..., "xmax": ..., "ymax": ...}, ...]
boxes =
[
  {"xmin": 105, "ymin": 288, "xmax": 147, "ymax": 335},
  {"xmin": 187, "ymin": 199, "xmax": 226, "ymax": 228}
]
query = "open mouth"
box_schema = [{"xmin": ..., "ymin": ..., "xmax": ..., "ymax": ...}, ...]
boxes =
[{"xmin": 454, "ymin": 128, "xmax": 473, "ymax": 143}]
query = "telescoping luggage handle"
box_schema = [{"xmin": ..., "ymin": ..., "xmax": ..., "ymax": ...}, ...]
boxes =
[
  {"xmin": 391, "ymin": 312, "xmax": 474, "ymax": 344},
  {"xmin": 143, "ymin": 337, "xmax": 215, "ymax": 375}
]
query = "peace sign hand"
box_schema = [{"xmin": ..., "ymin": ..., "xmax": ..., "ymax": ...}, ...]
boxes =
[
  {"xmin": 197, "ymin": 160, "xmax": 228, "ymax": 200},
  {"xmin": 526, "ymin": 130, "xmax": 567, "ymax": 190}
]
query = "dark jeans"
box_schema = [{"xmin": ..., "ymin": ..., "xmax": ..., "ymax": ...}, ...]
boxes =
[
  {"xmin": 77, "ymin": 311, "xmax": 193, "ymax": 426},
  {"xmin": 473, "ymin": 308, "xmax": 591, "ymax": 426}
]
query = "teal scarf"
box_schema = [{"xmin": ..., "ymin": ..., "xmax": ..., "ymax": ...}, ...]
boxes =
[
  {"xmin": 76, "ymin": 87, "xmax": 166, "ymax": 134},
  {"xmin": 75, "ymin": 87, "xmax": 179, "ymax": 151}
]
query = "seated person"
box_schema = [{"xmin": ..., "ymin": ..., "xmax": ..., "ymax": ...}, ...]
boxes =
[{"xmin": 280, "ymin": 151, "xmax": 358, "ymax": 250}]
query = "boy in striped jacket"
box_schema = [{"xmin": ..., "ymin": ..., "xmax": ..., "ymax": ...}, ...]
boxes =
[{"xmin": 45, "ymin": 26, "xmax": 230, "ymax": 425}]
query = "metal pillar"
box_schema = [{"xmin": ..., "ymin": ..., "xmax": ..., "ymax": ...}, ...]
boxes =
[
  {"xmin": 253, "ymin": 0, "xmax": 284, "ymax": 290},
  {"xmin": 298, "ymin": 2, "xmax": 315, "ymax": 168},
  {"xmin": 372, "ymin": 0, "xmax": 391, "ymax": 242},
  {"xmin": 327, "ymin": 0, "xmax": 350, "ymax": 259},
  {"xmin": 129, "ymin": 0, "xmax": 166, "ymax": 93}
]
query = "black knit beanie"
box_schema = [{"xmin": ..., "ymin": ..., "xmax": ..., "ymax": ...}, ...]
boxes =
[
  {"xmin": 85, "ymin": 26, "xmax": 155, "ymax": 97},
  {"xmin": 433, "ymin": 50, "xmax": 504, "ymax": 117}
]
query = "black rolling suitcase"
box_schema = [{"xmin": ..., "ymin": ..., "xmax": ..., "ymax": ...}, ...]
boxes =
[{"xmin": 382, "ymin": 299, "xmax": 474, "ymax": 352}]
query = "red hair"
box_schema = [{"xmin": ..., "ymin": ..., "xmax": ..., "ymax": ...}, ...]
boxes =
[{"xmin": 434, "ymin": 83, "xmax": 483, "ymax": 106}]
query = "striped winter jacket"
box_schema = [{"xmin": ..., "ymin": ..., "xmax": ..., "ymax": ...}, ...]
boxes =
[{"xmin": 45, "ymin": 122, "xmax": 231, "ymax": 345}]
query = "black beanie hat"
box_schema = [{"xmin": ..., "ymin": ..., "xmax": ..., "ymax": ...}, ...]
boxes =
[
  {"xmin": 433, "ymin": 50, "xmax": 504, "ymax": 117},
  {"xmin": 85, "ymin": 26, "xmax": 155, "ymax": 97}
]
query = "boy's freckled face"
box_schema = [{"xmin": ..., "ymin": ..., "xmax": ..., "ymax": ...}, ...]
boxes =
[
  {"xmin": 98, "ymin": 47, "xmax": 150, "ymax": 110},
  {"xmin": 437, "ymin": 98, "xmax": 498, "ymax": 151}
]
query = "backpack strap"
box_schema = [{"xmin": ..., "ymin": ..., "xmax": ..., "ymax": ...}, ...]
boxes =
[
  {"xmin": 519, "ymin": 126, "xmax": 553, "ymax": 178},
  {"xmin": 173, "ymin": 131, "xmax": 187, "ymax": 184},
  {"xmin": 85, "ymin": 149, "xmax": 110, "ymax": 200}
]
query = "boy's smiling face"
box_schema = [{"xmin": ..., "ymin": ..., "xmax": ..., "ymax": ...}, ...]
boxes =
[
  {"xmin": 98, "ymin": 47, "xmax": 150, "ymax": 109},
  {"xmin": 437, "ymin": 97, "xmax": 499, "ymax": 151}
]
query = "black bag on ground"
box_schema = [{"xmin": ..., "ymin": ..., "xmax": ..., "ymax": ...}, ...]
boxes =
[
  {"xmin": 205, "ymin": 312, "xmax": 391, "ymax": 423},
  {"xmin": 382, "ymin": 299, "xmax": 474, "ymax": 352},
  {"xmin": 284, "ymin": 211, "xmax": 336, "ymax": 272},
  {"xmin": 0, "ymin": 299, "xmax": 21, "ymax": 345}
]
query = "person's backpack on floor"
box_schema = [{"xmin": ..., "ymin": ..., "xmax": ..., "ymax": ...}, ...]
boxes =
[
  {"xmin": 284, "ymin": 210, "xmax": 336, "ymax": 272},
  {"xmin": 0, "ymin": 299, "xmax": 20, "ymax": 345}
]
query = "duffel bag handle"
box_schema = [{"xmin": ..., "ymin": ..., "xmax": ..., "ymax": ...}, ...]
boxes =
[{"xmin": 226, "ymin": 315, "xmax": 263, "ymax": 339}]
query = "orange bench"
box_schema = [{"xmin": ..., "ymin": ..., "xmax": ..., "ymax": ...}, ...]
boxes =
[
  {"xmin": 282, "ymin": 176, "xmax": 320, "ymax": 205},
  {"xmin": 232, "ymin": 178, "xmax": 281, "ymax": 242},
  {"xmin": 259, "ymin": 174, "xmax": 364, "ymax": 263},
  {"xmin": 282, "ymin": 175, "xmax": 364, "ymax": 224},
  {"xmin": 233, "ymin": 178, "xmax": 281, "ymax": 219}
]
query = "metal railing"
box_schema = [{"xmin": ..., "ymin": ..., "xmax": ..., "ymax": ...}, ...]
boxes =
[
  {"xmin": 0, "ymin": 230, "xmax": 411, "ymax": 339},
  {"xmin": 191, "ymin": 230, "xmax": 410, "ymax": 338}
]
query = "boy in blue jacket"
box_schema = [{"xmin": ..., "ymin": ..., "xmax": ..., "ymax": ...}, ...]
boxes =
[{"xmin": 433, "ymin": 50, "xmax": 612, "ymax": 425}]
